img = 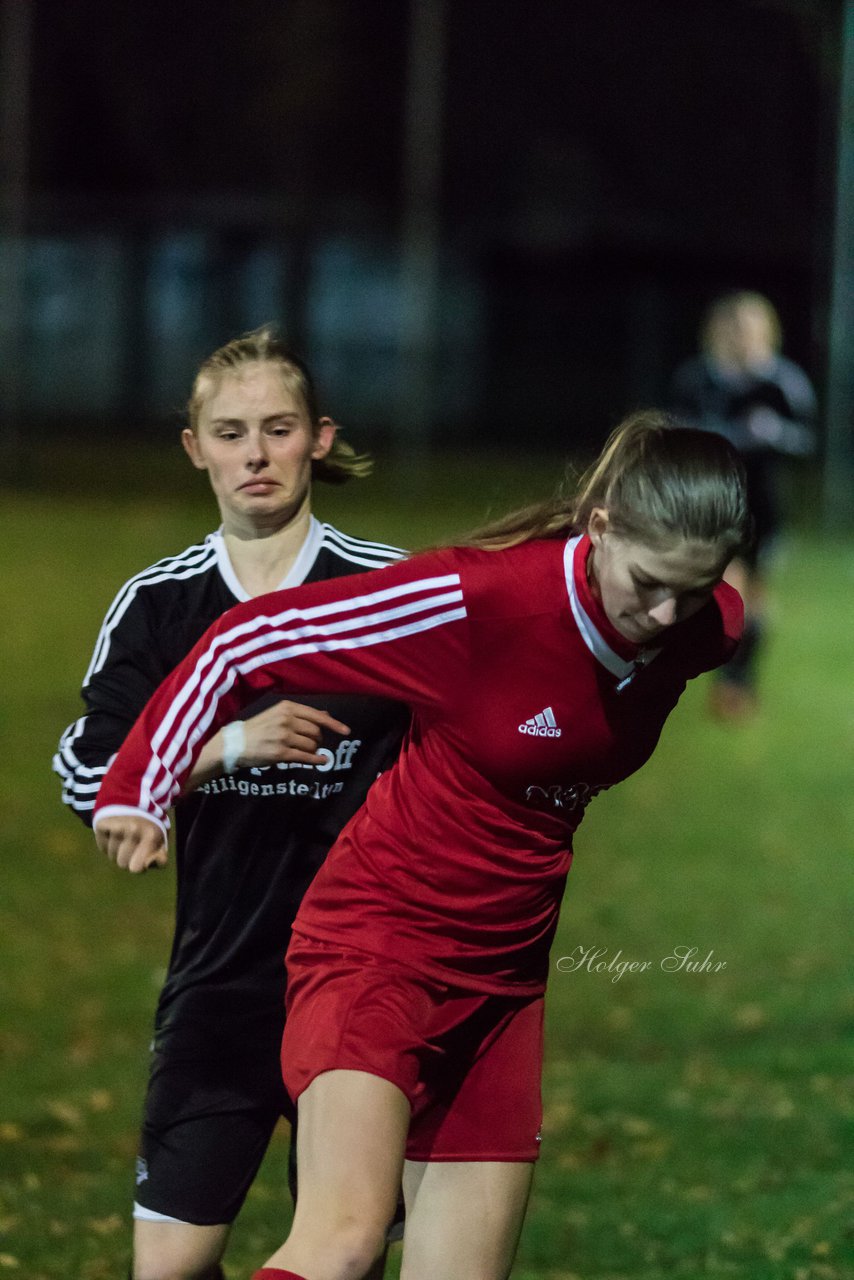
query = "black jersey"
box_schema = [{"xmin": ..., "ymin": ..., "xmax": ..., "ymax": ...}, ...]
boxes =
[
  {"xmin": 668, "ymin": 353, "xmax": 817, "ymax": 552},
  {"xmin": 55, "ymin": 518, "xmax": 409, "ymax": 1052}
]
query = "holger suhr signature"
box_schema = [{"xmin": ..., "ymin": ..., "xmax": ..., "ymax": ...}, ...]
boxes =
[{"xmin": 555, "ymin": 945, "xmax": 727, "ymax": 983}]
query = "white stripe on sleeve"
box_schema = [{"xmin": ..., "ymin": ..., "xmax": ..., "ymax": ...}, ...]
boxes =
[{"xmin": 136, "ymin": 573, "xmax": 465, "ymax": 816}]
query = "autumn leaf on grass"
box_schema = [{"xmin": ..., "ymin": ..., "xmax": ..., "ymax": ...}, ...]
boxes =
[
  {"xmin": 733, "ymin": 1003, "xmax": 767, "ymax": 1029},
  {"xmin": 86, "ymin": 1215, "xmax": 123, "ymax": 1236},
  {"xmin": 44, "ymin": 1100, "xmax": 83, "ymax": 1128}
]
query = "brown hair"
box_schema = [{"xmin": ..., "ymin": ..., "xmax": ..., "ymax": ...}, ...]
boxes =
[
  {"xmin": 468, "ymin": 410, "xmax": 750, "ymax": 557},
  {"xmin": 187, "ymin": 327, "xmax": 372, "ymax": 485}
]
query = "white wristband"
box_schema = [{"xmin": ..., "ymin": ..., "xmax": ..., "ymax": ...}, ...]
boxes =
[{"xmin": 221, "ymin": 721, "xmax": 246, "ymax": 774}]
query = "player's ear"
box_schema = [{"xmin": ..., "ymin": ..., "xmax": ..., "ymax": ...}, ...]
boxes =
[
  {"xmin": 587, "ymin": 507, "xmax": 610, "ymax": 548},
  {"xmin": 181, "ymin": 428, "xmax": 207, "ymax": 470},
  {"xmin": 312, "ymin": 416, "xmax": 337, "ymax": 461}
]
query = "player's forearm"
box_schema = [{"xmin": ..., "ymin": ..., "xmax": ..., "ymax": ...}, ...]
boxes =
[
  {"xmin": 185, "ymin": 731, "xmax": 227, "ymax": 791},
  {"xmin": 93, "ymin": 678, "xmax": 249, "ymax": 824}
]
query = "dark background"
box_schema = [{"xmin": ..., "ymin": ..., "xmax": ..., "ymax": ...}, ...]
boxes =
[{"xmin": 1, "ymin": 0, "xmax": 845, "ymax": 452}]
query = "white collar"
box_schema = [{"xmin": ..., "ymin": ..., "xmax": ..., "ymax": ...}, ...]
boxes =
[
  {"xmin": 563, "ymin": 535, "xmax": 661, "ymax": 682},
  {"xmin": 211, "ymin": 515, "xmax": 324, "ymax": 602}
]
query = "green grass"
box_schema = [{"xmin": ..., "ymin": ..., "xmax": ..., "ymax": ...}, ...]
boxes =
[{"xmin": 1, "ymin": 450, "xmax": 852, "ymax": 1278}]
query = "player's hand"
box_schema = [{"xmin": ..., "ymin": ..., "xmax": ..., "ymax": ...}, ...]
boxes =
[
  {"xmin": 94, "ymin": 815, "xmax": 168, "ymax": 874},
  {"xmin": 233, "ymin": 701, "xmax": 351, "ymax": 768}
]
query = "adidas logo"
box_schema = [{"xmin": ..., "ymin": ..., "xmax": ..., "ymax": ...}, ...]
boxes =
[{"xmin": 518, "ymin": 706, "xmax": 562, "ymax": 738}]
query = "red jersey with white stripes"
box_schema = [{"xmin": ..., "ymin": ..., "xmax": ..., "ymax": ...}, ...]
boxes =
[{"xmin": 95, "ymin": 535, "xmax": 742, "ymax": 995}]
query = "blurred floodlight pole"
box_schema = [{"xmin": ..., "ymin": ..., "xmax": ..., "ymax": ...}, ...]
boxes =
[
  {"xmin": 0, "ymin": 0, "xmax": 32, "ymax": 482},
  {"xmin": 823, "ymin": 0, "xmax": 854, "ymax": 530},
  {"xmin": 398, "ymin": 0, "xmax": 445, "ymax": 463}
]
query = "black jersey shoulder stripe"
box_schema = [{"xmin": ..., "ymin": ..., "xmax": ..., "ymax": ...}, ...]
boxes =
[
  {"xmin": 318, "ymin": 523, "xmax": 406, "ymax": 568},
  {"xmin": 87, "ymin": 539, "xmax": 216, "ymax": 678},
  {"xmin": 60, "ymin": 539, "xmax": 218, "ymax": 814},
  {"xmin": 98, "ymin": 540, "xmax": 214, "ymax": 629},
  {"xmin": 320, "ymin": 522, "xmax": 406, "ymax": 557},
  {"xmin": 327, "ymin": 529, "xmax": 405, "ymax": 558},
  {"xmin": 85, "ymin": 540, "xmax": 219, "ymax": 684},
  {"xmin": 317, "ymin": 538, "xmax": 403, "ymax": 571}
]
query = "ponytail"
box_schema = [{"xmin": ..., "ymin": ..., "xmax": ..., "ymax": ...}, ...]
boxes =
[{"xmin": 467, "ymin": 410, "xmax": 750, "ymax": 556}]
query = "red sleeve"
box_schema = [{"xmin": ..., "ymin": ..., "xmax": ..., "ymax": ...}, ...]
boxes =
[
  {"xmin": 93, "ymin": 550, "xmax": 467, "ymax": 831},
  {"xmin": 686, "ymin": 579, "xmax": 744, "ymax": 677},
  {"xmin": 714, "ymin": 580, "xmax": 744, "ymax": 662}
]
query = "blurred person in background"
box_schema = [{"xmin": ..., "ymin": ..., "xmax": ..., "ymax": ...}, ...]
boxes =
[
  {"xmin": 668, "ymin": 290, "xmax": 817, "ymax": 719},
  {"xmin": 54, "ymin": 329, "xmax": 407, "ymax": 1280},
  {"xmin": 91, "ymin": 413, "xmax": 751, "ymax": 1280}
]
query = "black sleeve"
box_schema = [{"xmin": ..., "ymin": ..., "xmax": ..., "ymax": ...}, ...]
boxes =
[
  {"xmin": 761, "ymin": 359, "xmax": 818, "ymax": 457},
  {"xmin": 53, "ymin": 583, "xmax": 174, "ymax": 827},
  {"xmin": 667, "ymin": 360, "xmax": 746, "ymax": 448}
]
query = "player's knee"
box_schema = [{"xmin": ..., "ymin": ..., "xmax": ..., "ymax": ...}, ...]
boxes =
[
  {"xmin": 331, "ymin": 1219, "xmax": 387, "ymax": 1280},
  {"xmin": 291, "ymin": 1213, "xmax": 387, "ymax": 1280}
]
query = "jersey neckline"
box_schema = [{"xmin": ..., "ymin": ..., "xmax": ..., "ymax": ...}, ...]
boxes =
[
  {"xmin": 564, "ymin": 534, "xmax": 646, "ymax": 681},
  {"xmin": 210, "ymin": 516, "xmax": 324, "ymax": 603}
]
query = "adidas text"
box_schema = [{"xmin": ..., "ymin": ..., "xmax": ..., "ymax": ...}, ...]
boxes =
[{"xmin": 518, "ymin": 706, "xmax": 562, "ymax": 738}]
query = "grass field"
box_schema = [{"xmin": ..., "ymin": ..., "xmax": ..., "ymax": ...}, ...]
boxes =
[{"xmin": 1, "ymin": 448, "xmax": 852, "ymax": 1279}]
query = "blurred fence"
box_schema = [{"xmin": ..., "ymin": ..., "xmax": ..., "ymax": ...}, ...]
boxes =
[
  {"xmin": 0, "ymin": 215, "xmax": 823, "ymax": 462},
  {"xmin": 0, "ymin": 227, "xmax": 484, "ymax": 441}
]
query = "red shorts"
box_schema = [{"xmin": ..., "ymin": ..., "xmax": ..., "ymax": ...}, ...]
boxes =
[{"xmin": 281, "ymin": 936, "xmax": 544, "ymax": 1162}]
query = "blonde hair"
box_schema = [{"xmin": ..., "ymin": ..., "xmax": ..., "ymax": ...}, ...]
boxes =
[
  {"xmin": 468, "ymin": 410, "xmax": 750, "ymax": 556},
  {"xmin": 187, "ymin": 327, "xmax": 372, "ymax": 484}
]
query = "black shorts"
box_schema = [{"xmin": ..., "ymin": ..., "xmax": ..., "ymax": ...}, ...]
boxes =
[
  {"xmin": 133, "ymin": 1038, "xmax": 406, "ymax": 1239},
  {"xmin": 134, "ymin": 1039, "xmax": 295, "ymax": 1226}
]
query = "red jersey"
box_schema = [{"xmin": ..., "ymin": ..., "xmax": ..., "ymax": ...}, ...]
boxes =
[{"xmin": 95, "ymin": 535, "xmax": 742, "ymax": 996}]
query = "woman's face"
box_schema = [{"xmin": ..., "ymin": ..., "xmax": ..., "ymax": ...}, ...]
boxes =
[
  {"xmin": 731, "ymin": 302, "xmax": 775, "ymax": 367},
  {"xmin": 587, "ymin": 510, "xmax": 730, "ymax": 644},
  {"xmin": 182, "ymin": 362, "xmax": 334, "ymax": 532},
  {"xmin": 710, "ymin": 302, "xmax": 775, "ymax": 370}
]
